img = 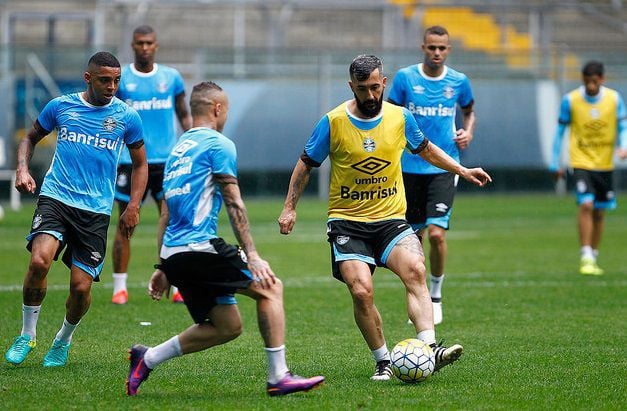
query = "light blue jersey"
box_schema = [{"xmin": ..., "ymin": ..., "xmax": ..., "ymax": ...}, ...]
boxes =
[
  {"xmin": 37, "ymin": 93, "xmax": 143, "ymax": 214},
  {"xmin": 117, "ymin": 63, "xmax": 186, "ymax": 164},
  {"xmin": 389, "ymin": 63, "xmax": 474, "ymax": 174},
  {"xmin": 162, "ymin": 127, "xmax": 238, "ymax": 247}
]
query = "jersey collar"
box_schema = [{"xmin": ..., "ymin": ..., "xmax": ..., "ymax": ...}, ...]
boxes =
[
  {"xmin": 418, "ymin": 63, "xmax": 448, "ymax": 81},
  {"xmin": 130, "ymin": 63, "xmax": 159, "ymax": 77}
]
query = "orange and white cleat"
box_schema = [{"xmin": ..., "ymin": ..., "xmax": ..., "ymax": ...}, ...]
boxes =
[{"xmin": 112, "ymin": 290, "xmax": 128, "ymax": 305}]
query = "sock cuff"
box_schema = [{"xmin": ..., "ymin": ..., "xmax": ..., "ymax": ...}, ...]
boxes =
[
  {"xmin": 264, "ymin": 344, "xmax": 286, "ymax": 353},
  {"xmin": 22, "ymin": 304, "xmax": 41, "ymax": 312},
  {"xmin": 113, "ymin": 273, "xmax": 128, "ymax": 278}
]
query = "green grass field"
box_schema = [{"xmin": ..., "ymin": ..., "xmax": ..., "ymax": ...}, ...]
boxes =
[{"xmin": 0, "ymin": 194, "xmax": 626, "ymax": 410}]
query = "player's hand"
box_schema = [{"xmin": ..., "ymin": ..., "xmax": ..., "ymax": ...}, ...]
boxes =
[
  {"xmin": 119, "ymin": 204, "xmax": 140, "ymax": 239},
  {"xmin": 15, "ymin": 169, "xmax": 36, "ymax": 193},
  {"xmin": 148, "ymin": 269, "xmax": 170, "ymax": 301},
  {"xmin": 618, "ymin": 148, "xmax": 627, "ymax": 160},
  {"xmin": 278, "ymin": 208, "xmax": 297, "ymax": 235},
  {"xmin": 462, "ymin": 167, "xmax": 492, "ymax": 187},
  {"xmin": 453, "ymin": 129, "xmax": 473, "ymax": 150},
  {"xmin": 246, "ymin": 252, "xmax": 276, "ymax": 289}
]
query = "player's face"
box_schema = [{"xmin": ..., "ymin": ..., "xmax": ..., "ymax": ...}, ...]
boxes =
[
  {"xmin": 350, "ymin": 68, "xmax": 386, "ymax": 118},
  {"xmin": 132, "ymin": 33, "xmax": 158, "ymax": 64},
  {"xmin": 422, "ymin": 34, "xmax": 450, "ymax": 71},
  {"xmin": 84, "ymin": 66, "xmax": 121, "ymax": 106},
  {"xmin": 583, "ymin": 74, "xmax": 604, "ymax": 96}
]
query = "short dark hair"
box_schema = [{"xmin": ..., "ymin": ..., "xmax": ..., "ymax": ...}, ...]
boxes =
[
  {"xmin": 349, "ymin": 55, "xmax": 383, "ymax": 81},
  {"xmin": 424, "ymin": 25, "xmax": 449, "ymax": 40},
  {"xmin": 133, "ymin": 25, "xmax": 155, "ymax": 36},
  {"xmin": 88, "ymin": 51, "xmax": 120, "ymax": 69},
  {"xmin": 582, "ymin": 60, "xmax": 604, "ymax": 77},
  {"xmin": 190, "ymin": 81, "xmax": 224, "ymax": 116}
]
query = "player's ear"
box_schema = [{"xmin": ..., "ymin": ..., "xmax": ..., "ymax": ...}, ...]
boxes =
[{"xmin": 84, "ymin": 71, "xmax": 91, "ymax": 84}]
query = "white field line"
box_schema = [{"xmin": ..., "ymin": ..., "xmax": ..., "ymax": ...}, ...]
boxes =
[{"xmin": 1, "ymin": 275, "xmax": 625, "ymax": 292}]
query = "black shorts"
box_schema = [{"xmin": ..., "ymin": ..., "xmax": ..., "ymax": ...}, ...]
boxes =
[
  {"xmin": 403, "ymin": 172, "xmax": 458, "ymax": 231},
  {"xmin": 326, "ymin": 219, "xmax": 416, "ymax": 282},
  {"xmin": 27, "ymin": 196, "xmax": 110, "ymax": 280},
  {"xmin": 162, "ymin": 238, "xmax": 254, "ymax": 324},
  {"xmin": 114, "ymin": 163, "xmax": 165, "ymax": 204},
  {"xmin": 572, "ymin": 168, "xmax": 617, "ymax": 209}
]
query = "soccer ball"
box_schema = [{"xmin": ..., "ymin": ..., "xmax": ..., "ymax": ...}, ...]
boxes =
[{"xmin": 390, "ymin": 338, "xmax": 435, "ymax": 383}]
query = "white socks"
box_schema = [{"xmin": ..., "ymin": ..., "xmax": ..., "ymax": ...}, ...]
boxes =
[
  {"xmin": 581, "ymin": 246, "xmax": 594, "ymax": 260},
  {"xmin": 21, "ymin": 304, "xmax": 41, "ymax": 339},
  {"xmin": 417, "ymin": 329, "xmax": 436, "ymax": 346},
  {"xmin": 430, "ymin": 274, "xmax": 445, "ymax": 301},
  {"xmin": 371, "ymin": 344, "xmax": 390, "ymax": 363},
  {"xmin": 54, "ymin": 317, "xmax": 79, "ymax": 344},
  {"xmin": 113, "ymin": 273, "xmax": 128, "ymax": 294},
  {"xmin": 144, "ymin": 335, "xmax": 183, "ymax": 369},
  {"xmin": 265, "ymin": 345, "xmax": 290, "ymax": 384}
]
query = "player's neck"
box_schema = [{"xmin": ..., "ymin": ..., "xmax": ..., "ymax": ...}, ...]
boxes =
[
  {"xmin": 192, "ymin": 118, "xmax": 219, "ymax": 131},
  {"xmin": 134, "ymin": 61, "xmax": 155, "ymax": 73},
  {"xmin": 422, "ymin": 65, "xmax": 444, "ymax": 78}
]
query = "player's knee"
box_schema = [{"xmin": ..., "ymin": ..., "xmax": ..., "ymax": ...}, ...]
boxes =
[
  {"xmin": 266, "ymin": 277, "xmax": 284, "ymax": 299},
  {"xmin": 350, "ymin": 282, "xmax": 375, "ymax": 305},
  {"xmin": 221, "ymin": 322, "xmax": 243, "ymax": 341},
  {"xmin": 428, "ymin": 229, "xmax": 446, "ymax": 246},
  {"xmin": 28, "ymin": 254, "xmax": 53, "ymax": 277},
  {"xmin": 407, "ymin": 260, "xmax": 427, "ymax": 284},
  {"xmin": 70, "ymin": 280, "xmax": 92, "ymax": 296}
]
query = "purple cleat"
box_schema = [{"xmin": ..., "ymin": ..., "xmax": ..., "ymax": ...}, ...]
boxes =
[
  {"xmin": 126, "ymin": 344, "xmax": 152, "ymax": 396},
  {"xmin": 266, "ymin": 372, "xmax": 325, "ymax": 396}
]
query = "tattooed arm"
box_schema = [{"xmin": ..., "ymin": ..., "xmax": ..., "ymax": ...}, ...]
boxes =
[
  {"xmin": 218, "ymin": 174, "xmax": 276, "ymax": 288},
  {"xmin": 278, "ymin": 159, "xmax": 312, "ymax": 235}
]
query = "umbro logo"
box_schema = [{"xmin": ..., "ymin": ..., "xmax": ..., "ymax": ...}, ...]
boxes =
[{"xmin": 351, "ymin": 157, "xmax": 391, "ymax": 176}]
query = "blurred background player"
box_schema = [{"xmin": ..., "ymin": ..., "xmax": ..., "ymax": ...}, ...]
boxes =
[
  {"xmin": 5, "ymin": 52, "xmax": 147, "ymax": 367},
  {"xmin": 550, "ymin": 60, "xmax": 627, "ymax": 275},
  {"xmin": 126, "ymin": 81, "xmax": 324, "ymax": 397},
  {"xmin": 112, "ymin": 25, "xmax": 192, "ymax": 304},
  {"xmin": 279, "ymin": 55, "xmax": 491, "ymax": 380},
  {"xmin": 388, "ymin": 25, "xmax": 476, "ymax": 325}
]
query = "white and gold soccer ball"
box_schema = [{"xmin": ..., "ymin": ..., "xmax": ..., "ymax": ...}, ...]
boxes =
[{"xmin": 390, "ymin": 338, "xmax": 435, "ymax": 383}]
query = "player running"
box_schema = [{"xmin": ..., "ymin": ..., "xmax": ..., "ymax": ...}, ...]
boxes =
[
  {"xmin": 5, "ymin": 52, "xmax": 147, "ymax": 367},
  {"xmin": 126, "ymin": 81, "xmax": 324, "ymax": 397}
]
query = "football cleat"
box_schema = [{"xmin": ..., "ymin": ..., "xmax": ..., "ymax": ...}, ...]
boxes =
[
  {"xmin": 267, "ymin": 372, "xmax": 324, "ymax": 396},
  {"xmin": 432, "ymin": 342, "xmax": 463, "ymax": 372},
  {"xmin": 43, "ymin": 339, "xmax": 71, "ymax": 367},
  {"xmin": 172, "ymin": 291, "xmax": 184, "ymax": 304},
  {"xmin": 112, "ymin": 290, "xmax": 129, "ymax": 305},
  {"xmin": 370, "ymin": 360, "xmax": 393, "ymax": 381},
  {"xmin": 580, "ymin": 257, "xmax": 603, "ymax": 276},
  {"xmin": 5, "ymin": 335, "xmax": 36, "ymax": 365},
  {"xmin": 432, "ymin": 301, "xmax": 443, "ymax": 325},
  {"xmin": 126, "ymin": 345, "xmax": 152, "ymax": 396}
]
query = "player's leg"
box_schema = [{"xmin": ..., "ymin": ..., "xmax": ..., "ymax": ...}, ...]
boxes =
[
  {"xmin": 386, "ymin": 231, "xmax": 463, "ymax": 373},
  {"xmin": 424, "ymin": 173, "xmax": 456, "ymax": 325},
  {"xmin": 240, "ymin": 277, "xmax": 324, "ymax": 395},
  {"xmin": 43, "ymin": 266, "xmax": 93, "ymax": 367},
  {"xmin": 6, "ymin": 233, "xmax": 59, "ymax": 365},
  {"xmin": 386, "ymin": 234, "xmax": 433, "ymax": 333},
  {"xmin": 112, "ymin": 201, "xmax": 131, "ymax": 304}
]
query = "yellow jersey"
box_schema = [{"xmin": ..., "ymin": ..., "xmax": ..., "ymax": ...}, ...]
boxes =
[
  {"xmin": 302, "ymin": 101, "xmax": 427, "ymax": 222},
  {"xmin": 567, "ymin": 87, "xmax": 619, "ymax": 170}
]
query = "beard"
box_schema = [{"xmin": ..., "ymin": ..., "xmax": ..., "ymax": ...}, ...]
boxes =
[{"xmin": 354, "ymin": 93, "xmax": 383, "ymax": 118}]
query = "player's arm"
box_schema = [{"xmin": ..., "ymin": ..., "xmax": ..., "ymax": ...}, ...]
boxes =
[
  {"xmin": 454, "ymin": 103, "xmax": 475, "ymax": 150},
  {"xmin": 417, "ymin": 141, "xmax": 491, "ymax": 187},
  {"xmin": 218, "ymin": 174, "xmax": 276, "ymax": 288},
  {"xmin": 15, "ymin": 120, "xmax": 50, "ymax": 193},
  {"xmin": 616, "ymin": 93, "xmax": 627, "ymax": 160},
  {"xmin": 175, "ymin": 92, "xmax": 192, "ymax": 131},
  {"xmin": 550, "ymin": 96, "xmax": 571, "ymax": 178},
  {"xmin": 119, "ymin": 142, "xmax": 148, "ymax": 239},
  {"xmin": 278, "ymin": 158, "xmax": 313, "ymax": 235}
]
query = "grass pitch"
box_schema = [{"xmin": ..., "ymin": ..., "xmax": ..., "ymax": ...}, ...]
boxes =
[{"xmin": 0, "ymin": 193, "xmax": 625, "ymax": 410}]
